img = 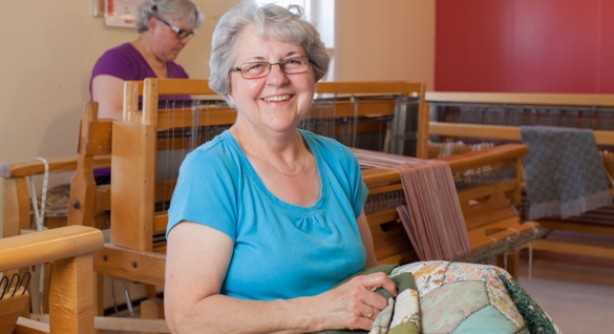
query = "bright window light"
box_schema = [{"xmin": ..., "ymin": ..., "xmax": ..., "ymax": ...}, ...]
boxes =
[{"xmin": 254, "ymin": 0, "xmax": 336, "ymax": 81}]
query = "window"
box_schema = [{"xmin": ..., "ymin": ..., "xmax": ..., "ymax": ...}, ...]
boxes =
[{"xmin": 255, "ymin": 0, "xmax": 336, "ymax": 81}]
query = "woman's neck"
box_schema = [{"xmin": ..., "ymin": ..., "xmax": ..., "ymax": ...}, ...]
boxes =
[
  {"xmin": 132, "ymin": 37, "xmax": 168, "ymax": 77},
  {"xmin": 231, "ymin": 126, "xmax": 307, "ymax": 177}
]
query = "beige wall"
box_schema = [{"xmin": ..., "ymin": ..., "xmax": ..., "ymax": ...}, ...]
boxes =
[
  {"xmin": 336, "ymin": 0, "xmax": 435, "ymax": 87},
  {"xmin": 0, "ymin": 0, "xmax": 434, "ymax": 232}
]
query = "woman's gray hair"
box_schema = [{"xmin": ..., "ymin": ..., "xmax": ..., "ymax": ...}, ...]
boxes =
[
  {"xmin": 209, "ymin": 0, "xmax": 330, "ymax": 99},
  {"xmin": 136, "ymin": 0, "xmax": 204, "ymax": 32}
]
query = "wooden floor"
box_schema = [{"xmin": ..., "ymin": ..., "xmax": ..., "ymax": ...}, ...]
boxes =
[{"xmin": 517, "ymin": 231, "xmax": 614, "ymax": 334}]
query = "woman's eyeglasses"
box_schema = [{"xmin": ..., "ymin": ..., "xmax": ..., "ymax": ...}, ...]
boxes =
[
  {"xmin": 230, "ymin": 57, "xmax": 312, "ymax": 79},
  {"xmin": 156, "ymin": 16, "xmax": 195, "ymax": 40}
]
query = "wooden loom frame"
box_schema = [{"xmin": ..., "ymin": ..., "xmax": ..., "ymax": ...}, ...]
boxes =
[
  {"xmin": 93, "ymin": 78, "xmax": 430, "ymax": 288},
  {"xmin": 359, "ymin": 143, "xmax": 540, "ymax": 274},
  {"xmin": 84, "ymin": 79, "xmax": 542, "ymax": 282},
  {"xmin": 427, "ymin": 91, "xmax": 614, "ymax": 261},
  {"xmin": 0, "ymin": 82, "xmax": 543, "ymax": 332},
  {"xmin": 0, "ymin": 80, "xmax": 428, "ymax": 332}
]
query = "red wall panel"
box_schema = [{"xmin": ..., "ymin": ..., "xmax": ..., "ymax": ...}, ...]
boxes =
[
  {"xmin": 436, "ymin": 0, "xmax": 614, "ymax": 93},
  {"xmin": 599, "ymin": 3, "xmax": 614, "ymax": 92}
]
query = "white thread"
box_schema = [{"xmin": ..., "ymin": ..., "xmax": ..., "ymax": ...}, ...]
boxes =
[
  {"xmin": 124, "ymin": 284, "xmax": 135, "ymax": 317},
  {"xmin": 26, "ymin": 157, "xmax": 50, "ymax": 231},
  {"xmin": 26, "ymin": 157, "xmax": 50, "ymax": 315}
]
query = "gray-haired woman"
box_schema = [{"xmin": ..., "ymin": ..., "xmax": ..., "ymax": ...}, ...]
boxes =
[
  {"xmin": 89, "ymin": 0, "xmax": 204, "ymax": 120},
  {"xmin": 164, "ymin": 1, "xmax": 396, "ymax": 332}
]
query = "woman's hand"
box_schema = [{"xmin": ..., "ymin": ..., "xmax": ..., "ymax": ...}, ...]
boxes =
[{"xmin": 310, "ymin": 271, "xmax": 397, "ymax": 331}]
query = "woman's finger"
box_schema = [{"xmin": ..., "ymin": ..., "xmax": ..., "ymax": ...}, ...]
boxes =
[{"xmin": 358, "ymin": 272, "xmax": 397, "ymax": 297}]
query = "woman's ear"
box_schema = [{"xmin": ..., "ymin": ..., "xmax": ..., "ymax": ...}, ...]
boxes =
[
  {"xmin": 226, "ymin": 84, "xmax": 235, "ymax": 106},
  {"xmin": 147, "ymin": 16, "xmax": 157, "ymax": 31},
  {"xmin": 226, "ymin": 95, "xmax": 235, "ymax": 107}
]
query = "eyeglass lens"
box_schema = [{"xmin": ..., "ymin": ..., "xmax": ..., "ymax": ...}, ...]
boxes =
[
  {"xmin": 156, "ymin": 16, "xmax": 194, "ymax": 39},
  {"xmin": 236, "ymin": 57, "xmax": 309, "ymax": 79}
]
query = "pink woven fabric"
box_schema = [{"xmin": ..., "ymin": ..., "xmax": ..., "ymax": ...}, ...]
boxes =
[{"xmin": 352, "ymin": 148, "xmax": 470, "ymax": 261}]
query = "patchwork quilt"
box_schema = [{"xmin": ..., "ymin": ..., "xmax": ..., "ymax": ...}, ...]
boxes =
[{"xmin": 318, "ymin": 261, "xmax": 561, "ymax": 334}]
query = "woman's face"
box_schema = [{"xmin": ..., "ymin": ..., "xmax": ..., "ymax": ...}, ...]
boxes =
[
  {"xmin": 228, "ymin": 24, "xmax": 316, "ymax": 134},
  {"xmin": 149, "ymin": 16, "xmax": 192, "ymax": 62}
]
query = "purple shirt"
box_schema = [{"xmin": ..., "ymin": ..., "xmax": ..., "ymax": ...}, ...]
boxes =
[
  {"xmin": 89, "ymin": 43, "xmax": 191, "ymax": 181},
  {"xmin": 89, "ymin": 42, "xmax": 190, "ymax": 99}
]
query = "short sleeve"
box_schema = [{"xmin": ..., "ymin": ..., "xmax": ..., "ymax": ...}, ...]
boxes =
[
  {"xmin": 91, "ymin": 46, "xmax": 140, "ymax": 81},
  {"xmin": 166, "ymin": 146, "xmax": 239, "ymax": 239},
  {"xmin": 344, "ymin": 146, "xmax": 369, "ymax": 217}
]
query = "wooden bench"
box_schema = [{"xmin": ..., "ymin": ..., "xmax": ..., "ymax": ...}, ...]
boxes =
[{"xmin": 0, "ymin": 225, "xmax": 103, "ymax": 334}]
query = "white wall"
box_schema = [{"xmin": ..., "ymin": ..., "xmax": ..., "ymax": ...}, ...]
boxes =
[{"xmin": 0, "ymin": 0, "xmax": 434, "ymax": 232}]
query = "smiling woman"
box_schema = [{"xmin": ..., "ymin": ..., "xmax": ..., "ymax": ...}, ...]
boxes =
[
  {"xmin": 163, "ymin": 2, "xmax": 396, "ymax": 333},
  {"xmin": 161, "ymin": 2, "xmax": 561, "ymax": 333}
]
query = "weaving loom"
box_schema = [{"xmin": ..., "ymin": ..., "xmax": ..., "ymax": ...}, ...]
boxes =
[
  {"xmin": 56, "ymin": 79, "xmax": 431, "ymax": 330},
  {"xmin": 88, "ymin": 79, "xmax": 429, "ymax": 288},
  {"xmin": 357, "ymin": 144, "xmax": 541, "ymax": 274},
  {"xmin": 0, "ymin": 81, "xmax": 546, "ymax": 331},
  {"xmin": 427, "ymin": 91, "xmax": 614, "ymax": 262}
]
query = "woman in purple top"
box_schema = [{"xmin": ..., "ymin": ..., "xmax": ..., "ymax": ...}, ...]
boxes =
[{"xmin": 90, "ymin": 0, "xmax": 204, "ymax": 120}]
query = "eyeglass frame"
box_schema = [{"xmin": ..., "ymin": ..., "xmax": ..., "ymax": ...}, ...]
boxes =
[
  {"xmin": 229, "ymin": 57, "xmax": 312, "ymax": 80},
  {"xmin": 154, "ymin": 16, "xmax": 195, "ymax": 40}
]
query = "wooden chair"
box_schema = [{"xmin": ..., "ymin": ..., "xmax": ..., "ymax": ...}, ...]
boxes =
[
  {"xmin": 66, "ymin": 102, "xmax": 113, "ymax": 228},
  {"xmin": 0, "ymin": 225, "xmax": 103, "ymax": 334},
  {"xmin": 1, "ymin": 133, "xmax": 110, "ymax": 319},
  {"xmin": 1, "ymin": 155, "xmax": 110, "ymax": 238}
]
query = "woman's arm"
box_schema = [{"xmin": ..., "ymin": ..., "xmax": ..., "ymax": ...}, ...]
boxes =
[
  {"xmin": 91, "ymin": 75, "xmax": 124, "ymax": 120},
  {"xmin": 164, "ymin": 221, "xmax": 396, "ymax": 333}
]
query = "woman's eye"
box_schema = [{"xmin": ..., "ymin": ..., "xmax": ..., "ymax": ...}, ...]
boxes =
[{"xmin": 247, "ymin": 63, "xmax": 265, "ymax": 71}]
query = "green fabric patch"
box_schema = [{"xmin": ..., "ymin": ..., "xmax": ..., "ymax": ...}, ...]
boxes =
[
  {"xmin": 315, "ymin": 265, "xmax": 416, "ymax": 334},
  {"xmin": 501, "ymin": 275, "xmax": 560, "ymax": 334},
  {"xmin": 421, "ymin": 281, "xmax": 489, "ymax": 333},
  {"xmin": 312, "ymin": 263, "xmax": 559, "ymax": 334},
  {"xmin": 388, "ymin": 322, "xmax": 419, "ymax": 334},
  {"xmin": 453, "ymin": 305, "xmax": 519, "ymax": 334}
]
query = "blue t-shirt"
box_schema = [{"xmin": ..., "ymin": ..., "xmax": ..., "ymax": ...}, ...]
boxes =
[{"xmin": 167, "ymin": 129, "xmax": 369, "ymax": 300}]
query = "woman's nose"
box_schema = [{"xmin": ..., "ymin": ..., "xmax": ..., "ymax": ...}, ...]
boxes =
[{"xmin": 266, "ymin": 63, "xmax": 289, "ymax": 85}]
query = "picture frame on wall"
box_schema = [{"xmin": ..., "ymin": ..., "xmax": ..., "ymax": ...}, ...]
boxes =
[{"xmin": 104, "ymin": 0, "xmax": 139, "ymax": 27}]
